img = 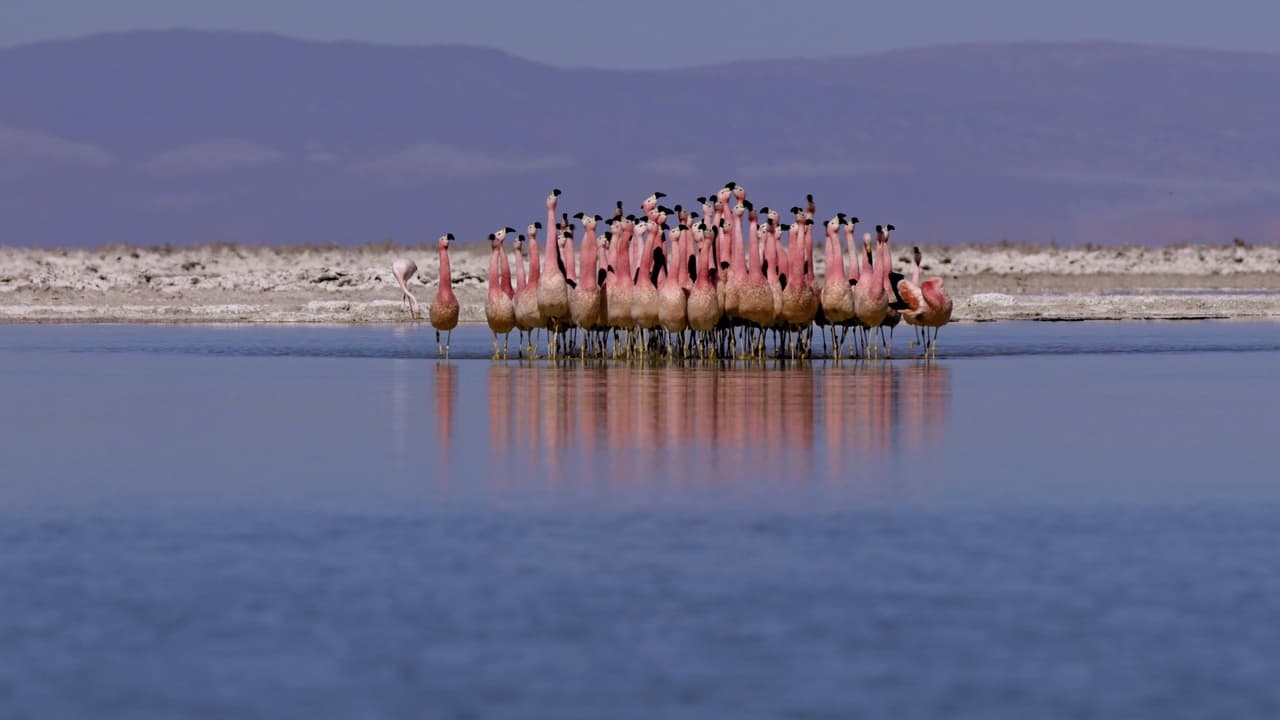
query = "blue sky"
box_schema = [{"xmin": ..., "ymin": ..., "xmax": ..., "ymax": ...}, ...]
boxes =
[{"xmin": 2, "ymin": 0, "xmax": 1276, "ymax": 68}]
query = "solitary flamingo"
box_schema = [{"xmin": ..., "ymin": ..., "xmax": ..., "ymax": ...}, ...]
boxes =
[
  {"xmin": 897, "ymin": 245, "xmax": 954, "ymax": 355},
  {"xmin": 391, "ymin": 258, "xmax": 420, "ymax": 320},
  {"xmin": 428, "ymin": 233, "xmax": 459, "ymax": 356}
]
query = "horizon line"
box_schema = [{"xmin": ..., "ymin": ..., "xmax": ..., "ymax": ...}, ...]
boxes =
[{"xmin": 3, "ymin": 27, "xmax": 1278, "ymax": 72}]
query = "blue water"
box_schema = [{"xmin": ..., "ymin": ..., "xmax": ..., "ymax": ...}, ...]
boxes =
[{"xmin": 1, "ymin": 321, "xmax": 1279, "ymax": 718}]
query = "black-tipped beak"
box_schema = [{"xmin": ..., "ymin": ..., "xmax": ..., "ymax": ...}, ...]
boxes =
[
  {"xmin": 875, "ymin": 225, "xmax": 882, "ymax": 232},
  {"xmin": 552, "ymin": 188, "xmax": 561, "ymax": 196},
  {"xmin": 616, "ymin": 200, "xmax": 623, "ymax": 208},
  {"xmin": 488, "ymin": 233, "xmax": 496, "ymax": 240},
  {"xmin": 689, "ymin": 212, "xmax": 699, "ymax": 219},
  {"xmin": 725, "ymin": 181, "xmax": 737, "ymax": 190},
  {"xmin": 837, "ymin": 213, "xmax": 847, "ymax": 222},
  {"xmin": 518, "ymin": 234, "xmax": 525, "ymax": 241},
  {"xmin": 696, "ymin": 197, "xmax": 707, "ymax": 204},
  {"xmin": 887, "ymin": 224, "xmax": 896, "ymax": 231},
  {"xmin": 534, "ymin": 222, "xmax": 542, "ymax": 229},
  {"xmin": 505, "ymin": 226, "xmax": 516, "ymax": 233},
  {"xmin": 806, "ymin": 194, "xmax": 814, "ymax": 202},
  {"xmin": 655, "ymin": 191, "xmax": 666, "ymax": 199},
  {"xmin": 780, "ymin": 224, "xmax": 791, "ymax": 231},
  {"xmin": 446, "ymin": 233, "xmax": 455, "ymax": 241},
  {"xmin": 790, "ymin": 206, "xmax": 801, "ymax": 214}
]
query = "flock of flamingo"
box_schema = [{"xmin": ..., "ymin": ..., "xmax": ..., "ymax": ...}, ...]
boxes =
[{"xmin": 392, "ymin": 185, "xmax": 953, "ymax": 360}]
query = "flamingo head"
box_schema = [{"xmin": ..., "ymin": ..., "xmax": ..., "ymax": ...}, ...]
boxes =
[
  {"xmin": 515, "ymin": 234, "xmax": 526, "ymax": 254},
  {"xmin": 912, "ymin": 246, "xmax": 922, "ymax": 267},
  {"xmin": 598, "ymin": 231, "xmax": 610, "ymax": 251},
  {"xmin": 546, "ymin": 188, "xmax": 561, "ymax": 210},
  {"xmin": 437, "ymin": 233, "xmax": 453, "ymax": 250},
  {"xmin": 805, "ymin": 193, "xmax": 815, "ymax": 215},
  {"xmin": 494, "ymin": 226, "xmax": 516, "ymax": 243},
  {"xmin": 732, "ymin": 203, "xmax": 746, "ymax": 219},
  {"xmin": 863, "ymin": 232, "xmax": 873, "ymax": 253},
  {"xmin": 488, "ymin": 233, "xmax": 499, "ymax": 250},
  {"xmin": 767, "ymin": 208, "xmax": 781, "ymax": 225},
  {"xmin": 526, "ymin": 221, "xmax": 541, "ymax": 239},
  {"xmin": 733, "ymin": 184, "xmax": 746, "ymax": 202},
  {"xmin": 716, "ymin": 186, "xmax": 733, "ymax": 205}
]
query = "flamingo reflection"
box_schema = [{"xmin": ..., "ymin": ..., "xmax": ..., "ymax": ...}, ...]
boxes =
[{"xmin": 485, "ymin": 363, "xmax": 950, "ymax": 489}]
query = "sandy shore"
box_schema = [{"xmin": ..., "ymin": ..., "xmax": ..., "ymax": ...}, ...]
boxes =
[{"xmin": 2, "ymin": 243, "xmax": 1278, "ymax": 324}]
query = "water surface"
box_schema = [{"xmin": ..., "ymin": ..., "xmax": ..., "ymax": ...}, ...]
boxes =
[{"xmin": 1, "ymin": 321, "xmax": 1278, "ymax": 718}]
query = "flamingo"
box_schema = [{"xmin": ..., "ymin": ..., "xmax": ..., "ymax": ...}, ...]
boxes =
[
  {"xmin": 538, "ymin": 189, "xmax": 571, "ymax": 346},
  {"xmin": 428, "ymin": 233, "xmax": 459, "ymax": 356},
  {"xmin": 852, "ymin": 225, "xmax": 890, "ymax": 350},
  {"xmin": 630, "ymin": 220, "xmax": 661, "ymax": 338},
  {"xmin": 896, "ymin": 245, "xmax": 954, "ymax": 356},
  {"xmin": 820, "ymin": 215, "xmax": 855, "ymax": 354},
  {"xmin": 737, "ymin": 203, "xmax": 774, "ymax": 354},
  {"xmin": 686, "ymin": 224, "xmax": 722, "ymax": 356},
  {"xmin": 658, "ymin": 224, "xmax": 689, "ymax": 350},
  {"xmin": 604, "ymin": 216, "xmax": 635, "ymax": 350},
  {"xmin": 485, "ymin": 233, "xmax": 516, "ymax": 357},
  {"xmin": 569, "ymin": 212, "xmax": 603, "ymax": 346},
  {"xmin": 391, "ymin": 257, "xmax": 420, "ymax": 320},
  {"xmin": 514, "ymin": 225, "xmax": 545, "ymax": 356}
]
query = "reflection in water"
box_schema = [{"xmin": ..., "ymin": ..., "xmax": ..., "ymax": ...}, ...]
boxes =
[
  {"xmin": 391, "ymin": 359, "xmax": 412, "ymax": 465},
  {"xmin": 485, "ymin": 362, "xmax": 951, "ymax": 486},
  {"xmin": 434, "ymin": 363, "xmax": 457, "ymax": 476}
]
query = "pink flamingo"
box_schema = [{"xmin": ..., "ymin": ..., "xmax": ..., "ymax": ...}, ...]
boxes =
[
  {"xmin": 897, "ymin": 245, "xmax": 954, "ymax": 356},
  {"xmin": 820, "ymin": 215, "xmax": 855, "ymax": 353},
  {"xmin": 391, "ymin": 257, "xmax": 420, "ymax": 320},
  {"xmin": 538, "ymin": 189, "xmax": 570, "ymax": 341},
  {"xmin": 428, "ymin": 233, "xmax": 459, "ymax": 356},
  {"xmin": 569, "ymin": 212, "xmax": 603, "ymax": 342},
  {"xmin": 658, "ymin": 224, "xmax": 689, "ymax": 347},
  {"xmin": 514, "ymin": 224, "xmax": 545, "ymax": 356},
  {"xmin": 630, "ymin": 220, "xmax": 661, "ymax": 333},
  {"xmin": 852, "ymin": 224, "xmax": 890, "ymax": 350},
  {"xmin": 485, "ymin": 232, "xmax": 516, "ymax": 357},
  {"xmin": 686, "ymin": 224, "xmax": 722, "ymax": 353}
]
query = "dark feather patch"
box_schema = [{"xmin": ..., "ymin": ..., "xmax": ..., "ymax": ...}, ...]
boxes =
[
  {"xmin": 779, "ymin": 273, "xmax": 788, "ymax": 290},
  {"xmin": 688, "ymin": 255, "xmax": 697, "ymax": 280},
  {"xmin": 565, "ymin": 278, "xmax": 577, "ymax": 289},
  {"xmin": 888, "ymin": 272, "xmax": 906, "ymax": 302},
  {"xmin": 597, "ymin": 268, "xmax": 607, "ymax": 288}
]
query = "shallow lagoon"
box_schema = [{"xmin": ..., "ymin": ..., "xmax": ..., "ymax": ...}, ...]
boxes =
[{"xmin": 1, "ymin": 321, "xmax": 1278, "ymax": 718}]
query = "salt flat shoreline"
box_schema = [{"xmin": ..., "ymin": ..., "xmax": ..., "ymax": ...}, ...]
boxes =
[{"xmin": 2, "ymin": 243, "xmax": 1278, "ymax": 324}]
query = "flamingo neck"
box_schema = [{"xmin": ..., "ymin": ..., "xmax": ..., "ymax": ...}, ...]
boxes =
[
  {"xmin": 528, "ymin": 238, "xmax": 541, "ymax": 283},
  {"xmin": 499, "ymin": 247, "xmax": 514, "ymax": 295},
  {"xmin": 563, "ymin": 240, "xmax": 576, "ymax": 282},
  {"xmin": 828, "ymin": 228, "xmax": 846, "ymax": 281},
  {"xmin": 579, "ymin": 230, "xmax": 596, "ymax": 281},
  {"xmin": 438, "ymin": 246, "xmax": 452, "ymax": 294},
  {"xmin": 846, "ymin": 229, "xmax": 860, "ymax": 281}
]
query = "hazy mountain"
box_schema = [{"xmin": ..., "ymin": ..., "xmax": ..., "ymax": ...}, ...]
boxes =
[{"xmin": 2, "ymin": 30, "xmax": 1278, "ymax": 247}]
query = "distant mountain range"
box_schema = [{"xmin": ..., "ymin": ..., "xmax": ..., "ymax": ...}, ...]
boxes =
[{"xmin": 2, "ymin": 30, "xmax": 1277, "ymax": 247}]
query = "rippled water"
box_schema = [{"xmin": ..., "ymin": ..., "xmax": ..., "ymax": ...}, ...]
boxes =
[{"xmin": 2, "ymin": 321, "xmax": 1279, "ymax": 718}]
